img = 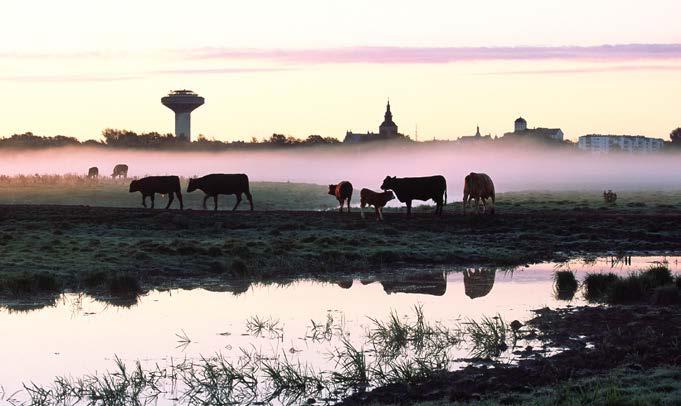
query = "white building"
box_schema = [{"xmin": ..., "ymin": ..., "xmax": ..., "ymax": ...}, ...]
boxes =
[
  {"xmin": 577, "ymin": 134, "xmax": 664, "ymax": 153},
  {"xmin": 503, "ymin": 117, "xmax": 564, "ymax": 141}
]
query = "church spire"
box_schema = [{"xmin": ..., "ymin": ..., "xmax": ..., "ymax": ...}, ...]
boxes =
[{"xmin": 384, "ymin": 99, "xmax": 392, "ymax": 121}]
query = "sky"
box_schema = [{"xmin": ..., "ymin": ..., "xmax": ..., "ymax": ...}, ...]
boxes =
[{"xmin": 1, "ymin": 0, "xmax": 681, "ymax": 142}]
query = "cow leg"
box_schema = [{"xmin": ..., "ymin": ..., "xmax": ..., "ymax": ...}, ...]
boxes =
[
  {"xmin": 232, "ymin": 193, "xmax": 242, "ymax": 211},
  {"xmin": 338, "ymin": 198, "xmax": 343, "ymax": 213},
  {"xmin": 202, "ymin": 195, "xmax": 210, "ymax": 210},
  {"xmin": 360, "ymin": 202, "xmax": 365, "ymax": 219},
  {"xmin": 434, "ymin": 197, "xmax": 443, "ymax": 216},
  {"xmin": 214, "ymin": 195, "xmax": 219, "ymax": 211},
  {"xmin": 347, "ymin": 194, "xmax": 352, "ymax": 213},
  {"xmin": 176, "ymin": 192, "xmax": 184, "ymax": 210},
  {"xmin": 375, "ymin": 207, "xmax": 381, "ymax": 221},
  {"xmin": 141, "ymin": 195, "xmax": 147, "ymax": 208},
  {"xmin": 489, "ymin": 196, "xmax": 496, "ymax": 214},
  {"xmin": 379, "ymin": 207, "xmax": 385, "ymax": 221},
  {"xmin": 406, "ymin": 200, "xmax": 412, "ymax": 216},
  {"xmin": 245, "ymin": 191, "xmax": 254, "ymax": 211},
  {"xmin": 166, "ymin": 192, "xmax": 174, "ymax": 209},
  {"xmin": 150, "ymin": 194, "xmax": 155, "ymax": 209}
]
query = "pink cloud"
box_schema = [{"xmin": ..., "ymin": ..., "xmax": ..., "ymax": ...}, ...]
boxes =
[
  {"xmin": 481, "ymin": 64, "xmax": 681, "ymax": 75},
  {"xmin": 186, "ymin": 44, "xmax": 681, "ymax": 64}
]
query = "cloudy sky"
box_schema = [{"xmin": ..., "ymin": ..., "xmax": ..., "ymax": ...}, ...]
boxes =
[{"xmin": 2, "ymin": 0, "xmax": 681, "ymax": 141}]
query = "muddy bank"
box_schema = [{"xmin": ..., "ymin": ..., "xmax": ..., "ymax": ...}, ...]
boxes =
[{"xmin": 341, "ymin": 304, "xmax": 681, "ymax": 404}]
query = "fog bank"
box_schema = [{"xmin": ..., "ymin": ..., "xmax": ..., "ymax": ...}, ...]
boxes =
[{"xmin": 1, "ymin": 144, "xmax": 680, "ymax": 193}]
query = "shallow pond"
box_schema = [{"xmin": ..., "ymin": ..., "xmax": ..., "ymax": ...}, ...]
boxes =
[{"xmin": 0, "ymin": 255, "xmax": 679, "ymax": 404}]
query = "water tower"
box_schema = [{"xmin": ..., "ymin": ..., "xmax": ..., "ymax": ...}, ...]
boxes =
[{"xmin": 161, "ymin": 90, "xmax": 205, "ymax": 142}]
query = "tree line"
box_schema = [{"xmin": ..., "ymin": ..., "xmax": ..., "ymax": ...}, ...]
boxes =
[
  {"xmin": 1, "ymin": 127, "xmax": 680, "ymax": 150},
  {"xmin": 0, "ymin": 130, "xmax": 342, "ymax": 150}
]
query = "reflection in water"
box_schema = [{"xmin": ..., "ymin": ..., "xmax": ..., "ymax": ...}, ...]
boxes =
[
  {"xmin": 463, "ymin": 268, "xmax": 497, "ymax": 299},
  {"xmin": 379, "ymin": 272, "xmax": 447, "ymax": 296}
]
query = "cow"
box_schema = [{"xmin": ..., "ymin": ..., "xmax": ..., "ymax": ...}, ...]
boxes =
[
  {"xmin": 87, "ymin": 167, "xmax": 99, "ymax": 178},
  {"xmin": 187, "ymin": 173, "xmax": 253, "ymax": 211},
  {"xmin": 112, "ymin": 164, "xmax": 129, "ymax": 179},
  {"xmin": 328, "ymin": 181, "xmax": 353, "ymax": 213},
  {"xmin": 129, "ymin": 176, "xmax": 183, "ymax": 210},
  {"xmin": 360, "ymin": 188, "xmax": 395, "ymax": 221},
  {"xmin": 380, "ymin": 175, "xmax": 447, "ymax": 216},
  {"xmin": 463, "ymin": 172, "xmax": 495, "ymax": 214}
]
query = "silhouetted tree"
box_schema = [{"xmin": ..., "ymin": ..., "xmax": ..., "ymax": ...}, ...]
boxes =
[{"xmin": 671, "ymin": 127, "xmax": 681, "ymax": 144}]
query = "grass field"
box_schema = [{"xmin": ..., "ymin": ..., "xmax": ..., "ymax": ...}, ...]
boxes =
[{"xmin": 1, "ymin": 175, "xmax": 681, "ymax": 213}]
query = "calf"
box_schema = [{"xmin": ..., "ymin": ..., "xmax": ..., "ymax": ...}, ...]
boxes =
[
  {"xmin": 360, "ymin": 188, "xmax": 395, "ymax": 221},
  {"xmin": 129, "ymin": 176, "xmax": 183, "ymax": 209},
  {"xmin": 187, "ymin": 173, "xmax": 253, "ymax": 211},
  {"xmin": 328, "ymin": 181, "xmax": 353, "ymax": 213},
  {"xmin": 87, "ymin": 167, "xmax": 99, "ymax": 178},
  {"xmin": 112, "ymin": 164, "xmax": 129, "ymax": 179}
]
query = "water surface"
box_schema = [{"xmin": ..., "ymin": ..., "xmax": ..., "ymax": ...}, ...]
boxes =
[{"xmin": 0, "ymin": 256, "xmax": 678, "ymax": 403}]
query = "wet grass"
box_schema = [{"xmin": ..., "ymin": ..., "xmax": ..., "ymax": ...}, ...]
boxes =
[
  {"xmin": 554, "ymin": 270, "xmax": 578, "ymax": 300},
  {"xmin": 584, "ymin": 264, "xmax": 677, "ymax": 304},
  {"xmin": 583, "ymin": 273, "xmax": 619, "ymax": 301},
  {"xmin": 10, "ymin": 308, "xmax": 505, "ymax": 404},
  {"xmin": 245, "ymin": 315, "xmax": 284, "ymax": 339},
  {"xmin": 478, "ymin": 367, "xmax": 681, "ymax": 406},
  {"xmin": 465, "ymin": 315, "xmax": 511, "ymax": 359}
]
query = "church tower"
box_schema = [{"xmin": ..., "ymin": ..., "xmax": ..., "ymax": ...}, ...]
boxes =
[{"xmin": 379, "ymin": 100, "xmax": 398, "ymax": 138}]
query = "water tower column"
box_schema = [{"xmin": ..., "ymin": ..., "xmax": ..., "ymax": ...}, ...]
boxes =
[{"xmin": 175, "ymin": 112, "xmax": 191, "ymax": 142}]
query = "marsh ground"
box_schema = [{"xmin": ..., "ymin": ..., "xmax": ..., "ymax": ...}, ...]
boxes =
[{"xmin": 0, "ymin": 181, "xmax": 680, "ymax": 302}]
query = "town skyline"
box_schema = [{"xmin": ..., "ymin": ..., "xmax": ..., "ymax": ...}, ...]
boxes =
[{"xmin": 2, "ymin": 1, "xmax": 681, "ymax": 141}]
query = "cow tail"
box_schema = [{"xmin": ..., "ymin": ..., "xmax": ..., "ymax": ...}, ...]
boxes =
[{"xmin": 444, "ymin": 188, "xmax": 447, "ymax": 206}]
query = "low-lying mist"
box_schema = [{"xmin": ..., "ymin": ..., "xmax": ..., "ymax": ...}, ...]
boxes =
[{"xmin": 1, "ymin": 143, "xmax": 680, "ymax": 193}]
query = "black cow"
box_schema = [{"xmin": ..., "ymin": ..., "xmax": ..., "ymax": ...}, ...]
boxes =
[
  {"xmin": 187, "ymin": 173, "xmax": 253, "ymax": 211},
  {"xmin": 129, "ymin": 176, "xmax": 183, "ymax": 210},
  {"xmin": 380, "ymin": 175, "xmax": 447, "ymax": 216}
]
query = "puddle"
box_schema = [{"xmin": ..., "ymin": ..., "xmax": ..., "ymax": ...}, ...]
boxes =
[{"xmin": 0, "ymin": 255, "xmax": 679, "ymax": 403}]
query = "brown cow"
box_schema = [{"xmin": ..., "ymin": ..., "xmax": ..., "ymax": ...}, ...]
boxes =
[
  {"xmin": 360, "ymin": 188, "xmax": 395, "ymax": 221},
  {"xmin": 112, "ymin": 164, "xmax": 129, "ymax": 179},
  {"xmin": 328, "ymin": 181, "xmax": 353, "ymax": 213},
  {"xmin": 463, "ymin": 172, "xmax": 495, "ymax": 214},
  {"xmin": 87, "ymin": 167, "xmax": 99, "ymax": 178}
]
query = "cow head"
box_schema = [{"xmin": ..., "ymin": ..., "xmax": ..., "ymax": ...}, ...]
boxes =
[
  {"xmin": 129, "ymin": 180, "xmax": 139, "ymax": 193},
  {"xmin": 328, "ymin": 184, "xmax": 337, "ymax": 196},
  {"xmin": 187, "ymin": 178, "xmax": 198, "ymax": 193},
  {"xmin": 385, "ymin": 190, "xmax": 396, "ymax": 202},
  {"xmin": 380, "ymin": 176, "xmax": 396, "ymax": 191}
]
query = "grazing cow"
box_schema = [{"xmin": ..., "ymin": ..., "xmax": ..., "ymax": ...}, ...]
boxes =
[
  {"xmin": 129, "ymin": 176, "xmax": 183, "ymax": 210},
  {"xmin": 187, "ymin": 173, "xmax": 253, "ymax": 211},
  {"xmin": 87, "ymin": 167, "xmax": 99, "ymax": 178},
  {"xmin": 463, "ymin": 172, "xmax": 495, "ymax": 214},
  {"xmin": 380, "ymin": 175, "xmax": 447, "ymax": 216},
  {"xmin": 328, "ymin": 181, "xmax": 353, "ymax": 213},
  {"xmin": 112, "ymin": 164, "xmax": 129, "ymax": 179},
  {"xmin": 360, "ymin": 188, "xmax": 395, "ymax": 221}
]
